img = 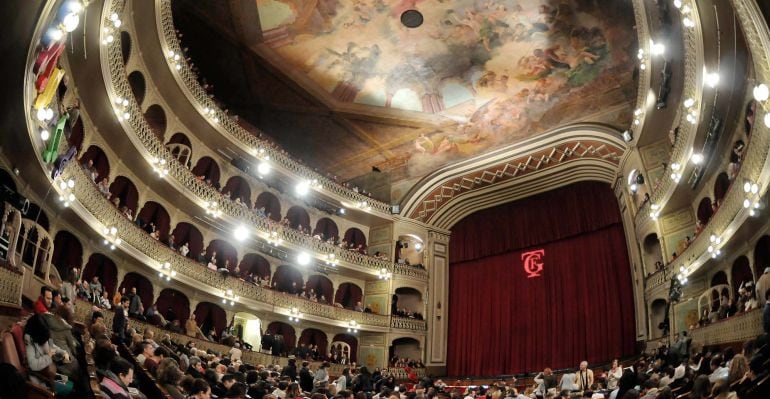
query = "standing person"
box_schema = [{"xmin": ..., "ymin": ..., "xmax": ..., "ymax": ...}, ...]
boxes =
[
  {"xmin": 334, "ymin": 368, "xmax": 350, "ymax": 392},
  {"xmin": 282, "ymin": 357, "xmax": 298, "ymax": 382},
  {"xmin": 607, "ymin": 360, "xmax": 623, "ymax": 391},
  {"xmin": 534, "ymin": 368, "xmax": 557, "ymax": 397},
  {"xmin": 128, "ymin": 287, "xmax": 142, "ymax": 317},
  {"xmin": 573, "ymin": 361, "xmax": 594, "ymax": 392},
  {"xmin": 314, "ymin": 361, "xmax": 330, "ymax": 389},
  {"xmin": 756, "ymin": 267, "xmax": 770, "ymax": 305},
  {"xmin": 113, "ymin": 297, "xmax": 130, "ymax": 343},
  {"xmin": 90, "ymin": 276, "xmax": 103, "ymax": 304},
  {"xmin": 299, "ymin": 361, "xmax": 314, "ymax": 393}
]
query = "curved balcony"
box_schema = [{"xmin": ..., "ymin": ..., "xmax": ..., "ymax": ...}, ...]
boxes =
[
  {"xmin": 689, "ymin": 308, "xmax": 762, "ymax": 346},
  {"xmin": 95, "ymin": 2, "xmax": 425, "ymax": 281},
  {"xmin": 390, "ymin": 316, "xmax": 427, "ymax": 332},
  {"xmin": 148, "ymin": 0, "xmax": 391, "ymax": 217},
  {"xmin": 61, "ymin": 162, "xmax": 426, "ymax": 332},
  {"xmin": 634, "ymin": 0, "xmax": 705, "ymax": 228}
]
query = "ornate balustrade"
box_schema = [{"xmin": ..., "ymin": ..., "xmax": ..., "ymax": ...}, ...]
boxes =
[
  {"xmin": 689, "ymin": 308, "xmax": 763, "ymax": 346},
  {"xmin": 99, "ymin": 0, "xmax": 426, "ymax": 280},
  {"xmin": 154, "ymin": 0, "xmax": 391, "ymax": 216},
  {"xmin": 62, "ymin": 163, "xmax": 422, "ymax": 331},
  {"xmin": 384, "ymin": 367, "xmax": 426, "ymax": 381},
  {"xmin": 635, "ymin": 0, "xmax": 705, "ymax": 227},
  {"xmin": 645, "ymin": 265, "xmax": 671, "ymax": 293},
  {"xmin": 0, "ymin": 264, "xmax": 23, "ymax": 308},
  {"xmin": 390, "ymin": 317, "xmax": 427, "ymax": 331}
]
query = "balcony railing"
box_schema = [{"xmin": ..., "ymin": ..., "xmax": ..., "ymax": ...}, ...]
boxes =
[
  {"xmin": 0, "ymin": 263, "xmax": 23, "ymax": 308},
  {"xmin": 63, "ymin": 164, "xmax": 429, "ymax": 331},
  {"xmin": 645, "ymin": 265, "xmax": 671, "ymax": 292},
  {"xmin": 98, "ymin": 1, "xmax": 426, "ymax": 280},
  {"xmin": 154, "ymin": 0, "xmax": 391, "ymax": 216},
  {"xmin": 390, "ymin": 316, "xmax": 427, "ymax": 331},
  {"xmin": 689, "ymin": 308, "xmax": 763, "ymax": 346}
]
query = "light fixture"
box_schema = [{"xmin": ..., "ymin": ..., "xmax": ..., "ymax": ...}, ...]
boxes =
[
  {"xmin": 338, "ymin": 208, "xmax": 346, "ymax": 215},
  {"xmin": 297, "ymin": 252, "xmax": 311, "ymax": 266},
  {"xmin": 630, "ymin": 183, "xmax": 638, "ymax": 192},
  {"xmin": 414, "ymin": 242, "xmax": 423, "ymax": 251},
  {"xmin": 705, "ymin": 72, "xmax": 720, "ymax": 88},
  {"xmin": 114, "ymin": 97, "xmax": 130, "ymax": 121},
  {"xmin": 324, "ymin": 253, "xmax": 338, "ymax": 267},
  {"xmin": 233, "ymin": 225, "xmax": 250, "ymax": 242},
  {"xmin": 203, "ymin": 107, "xmax": 219, "ymax": 123},
  {"xmin": 288, "ymin": 306, "xmax": 302, "ymax": 322},
  {"xmin": 57, "ymin": 178, "xmax": 76, "ymax": 207},
  {"xmin": 378, "ymin": 267, "xmax": 392, "ymax": 280},
  {"xmin": 222, "ymin": 289, "xmax": 238, "ymax": 306},
  {"xmin": 150, "ymin": 157, "xmax": 169, "ymax": 177},
  {"xmin": 690, "ymin": 153, "xmax": 704, "ymax": 165},
  {"xmin": 266, "ymin": 230, "xmax": 283, "ymax": 246},
  {"xmin": 158, "ymin": 262, "xmax": 177, "ymax": 281},
  {"xmin": 102, "ymin": 226, "xmax": 122, "ymax": 250},
  {"xmin": 763, "ymin": 113, "xmax": 770, "ymax": 128},
  {"xmin": 204, "ymin": 201, "xmax": 222, "ymax": 218},
  {"xmin": 632, "ymin": 108, "xmax": 643, "ymax": 126},
  {"xmin": 347, "ymin": 320, "xmax": 359, "ymax": 333},
  {"xmin": 673, "ymin": 0, "xmax": 682, "ymax": 8},
  {"xmin": 295, "ymin": 181, "xmax": 310, "ymax": 196},
  {"xmin": 682, "ymin": 17, "xmax": 695, "ymax": 28},
  {"xmin": 622, "ymin": 130, "xmax": 633, "ymax": 142},
  {"xmin": 357, "ymin": 201, "xmax": 372, "ymax": 211},
  {"xmin": 40, "ymin": 129, "xmax": 50, "ymax": 141},
  {"xmin": 48, "ymin": 28, "xmax": 63, "ymax": 42},
  {"xmin": 62, "ymin": 12, "xmax": 80, "ymax": 32},
  {"xmin": 66, "ymin": 1, "xmax": 83, "ymax": 14},
  {"xmin": 257, "ymin": 161, "xmax": 271, "ymax": 176},
  {"xmin": 651, "ymin": 41, "xmax": 665, "ymax": 56},
  {"xmin": 683, "ymin": 98, "xmax": 695, "ymax": 108},
  {"xmin": 754, "ymin": 84, "xmax": 769, "ymax": 102},
  {"xmin": 36, "ymin": 107, "xmax": 54, "ymax": 122},
  {"xmin": 109, "ymin": 12, "xmax": 122, "ymax": 28}
]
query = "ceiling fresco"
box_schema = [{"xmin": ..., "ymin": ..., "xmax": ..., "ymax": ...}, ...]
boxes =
[{"xmin": 253, "ymin": 0, "xmax": 637, "ymax": 188}]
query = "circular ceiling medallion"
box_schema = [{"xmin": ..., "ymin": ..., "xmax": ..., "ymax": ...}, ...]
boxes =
[{"xmin": 400, "ymin": 10, "xmax": 423, "ymax": 28}]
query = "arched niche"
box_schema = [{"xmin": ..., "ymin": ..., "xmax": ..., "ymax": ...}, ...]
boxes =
[
  {"xmin": 255, "ymin": 192, "xmax": 281, "ymax": 221},
  {"xmin": 731, "ymin": 256, "xmax": 753, "ymax": 297},
  {"xmin": 394, "ymin": 287, "xmax": 423, "ymax": 316},
  {"xmin": 390, "ymin": 337, "xmax": 421, "ymax": 363},
  {"xmin": 67, "ymin": 117, "xmax": 84, "ymax": 153},
  {"xmin": 23, "ymin": 203, "xmax": 49, "ymax": 231},
  {"xmin": 642, "ymin": 233, "xmax": 663, "ymax": 274},
  {"xmin": 344, "ymin": 228, "xmax": 367, "ymax": 248},
  {"xmin": 305, "ymin": 274, "xmax": 333, "ymax": 303},
  {"xmin": 155, "ymin": 288, "xmax": 190, "ymax": 325},
  {"xmin": 82, "ymin": 253, "xmax": 118, "ymax": 297},
  {"xmin": 334, "ymin": 282, "xmax": 362, "ymax": 309},
  {"xmin": 206, "ymin": 239, "xmax": 238, "ymax": 270},
  {"xmin": 697, "ymin": 197, "xmax": 714, "ymax": 224},
  {"xmin": 137, "ymin": 201, "xmax": 171, "ymax": 240},
  {"xmin": 120, "ymin": 31, "xmax": 131, "ymax": 64},
  {"xmin": 144, "ymin": 104, "xmax": 167, "ymax": 140},
  {"xmin": 266, "ymin": 321, "xmax": 296, "ymax": 352},
  {"xmin": 80, "ymin": 145, "xmax": 110, "ymax": 182},
  {"xmin": 711, "ymin": 271, "xmax": 728, "ymax": 289},
  {"xmin": 233, "ymin": 312, "xmax": 261, "ymax": 349},
  {"xmin": 286, "ymin": 206, "xmax": 310, "ymax": 231},
  {"xmin": 119, "ymin": 271, "xmax": 154, "ymax": 309},
  {"xmin": 713, "ymin": 172, "xmax": 730, "ymax": 204},
  {"xmin": 127, "ymin": 71, "xmax": 146, "ymax": 106},
  {"xmin": 649, "ymin": 298, "xmax": 668, "ymax": 339},
  {"xmin": 272, "ymin": 264, "xmax": 303, "ymax": 293},
  {"xmin": 51, "ymin": 230, "xmax": 83, "ymax": 280},
  {"xmin": 109, "ymin": 176, "xmax": 139, "ymax": 213},
  {"xmin": 313, "ymin": 218, "xmax": 339, "ymax": 241},
  {"xmin": 396, "ymin": 235, "xmax": 424, "ymax": 265},
  {"xmin": 166, "ymin": 133, "xmax": 193, "ymax": 166},
  {"xmin": 195, "ymin": 302, "xmax": 227, "ymax": 337},
  {"xmin": 171, "ymin": 222, "xmax": 204, "ymax": 258},
  {"xmin": 223, "ymin": 176, "xmax": 252, "ymax": 206},
  {"xmin": 298, "ymin": 328, "xmax": 328, "ymax": 355},
  {"xmin": 192, "ymin": 156, "xmax": 221, "ymax": 189},
  {"xmin": 238, "ymin": 253, "xmax": 271, "ymax": 280},
  {"xmin": 754, "ymin": 235, "xmax": 770, "ymax": 277},
  {"xmin": 331, "ymin": 333, "xmax": 358, "ymax": 362}
]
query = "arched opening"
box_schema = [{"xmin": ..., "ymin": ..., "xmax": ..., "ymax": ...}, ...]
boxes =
[
  {"xmin": 23, "ymin": 203, "xmax": 49, "ymax": 231},
  {"xmin": 754, "ymin": 235, "xmax": 770, "ymax": 277},
  {"xmin": 191, "ymin": 156, "xmax": 221, "ymax": 189},
  {"xmin": 255, "ymin": 192, "xmax": 281, "ymax": 221},
  {"xmin": 205, "ymin": 239, "xmax": 238, "ymax": 271},
  {"xmin": 108, "ymin": 176, "xmax": 139, "ymax": 213},
  {"xmin": 222, "ymin": 176, "xmax": 252, "ymax": 207},
  {"xmin": 127, "ymin": 71, "xmax": 146, "ymax": 106},
  {"xmin": 120, "ymin": 31, "xmax": 131, "ymax": 64},
  {"xmin": 238, "ymin": 253, "xmax": 271, "ymax": 280},
  {"xmin": 118, "ymin": 272, "xmax": 153, "ymax": 309},
  {"xmin": 67, "ymin": 117, "xmax": 84, "ymax": 153},
  {"xmin": 649, "ymin": 299, "xmax": 668, "ymax": 339},
  {"xmin": 394, "ymin": 287, "xmax": 423, "ymax": 318},
  {"xmin": 266, "ymin": 321, "xmax": 296, "ymax": 354},
  {"xmin": 313, "ymin": 218, "xmax": 339, "ymax": 241},
  {"xmin": 396, "ymin": 235, "xmax": 424, "ymax": 266},
  {"xmin": 711, "ymin": 271, "xmax": 728, "ymax": 292},
  {"xmin": 286, "ymin": 206, "xmax": 310, "ymax": 231},
  {"xmin": 298, "ymin": 328, "xmax": 328, "ymax": 355},
  {"xmin": 166, "ymin": 133, "xmax": 193, "ymax": 166},
  {"xmin": 51, "ymin": 231, "xmax": 83, "ymax": 280},
  {"xmin": 137, "ymin": 201, "xmax": 171, "ymax": 240},
  {"xmin": 697, "ymin": 197, "xmax": 714, "ymax": 225},
  {"xmin": 194, "ymin": 302, "xmax": 227, "ymax": 338},
  {"xmin": 334, "ymin": 282, "xmax": 363, "ymax": 309},
  {"xmin": 390, "ymin": 337, "xmax": 421, "ymax": 365},
  {"xmin": 344, "ymin": 228, "xmax": 367, "ymax": 249},
  {"xmin": 144, "ymin": 104, "xmax": 167, "ymax": 140},
  {"xmin": 332, "ymin": 333, "xmax": 358, "ymax": 363},
  {"xmin": 642, "ymin": 233, "xmax": 664, "ymax": 274},
  {"xmin": 82, "ymin": 253, "xmax": 118, "ymax": 297},
  {"xmin": 80, "ymin": 145, "xmax": 110, "ymax": 182},
  {"xmin": 731, "ymin": 256, "xmax": 753, "ymax": 298},
  {"xmin": 233, "ymin": 312, "xmax": 261, "ymax": 349},
  {"xmin": 713, "ymin": 172, "xmax": 730, "ymax": 204},
  {"xmin": 155, "ymin": 288, "xmax": 190, "ymax": 325},
  {"xmin": 272, "ymin": 264, "xmax": 303, "ymax": 294},
  {"xmin": 170, "ymin": 222, "xmax": 204, "ymax": 258},
  {"xmin": 17, "ymin": 220, "xmax": 50, "ymax": 277},
  {"xmin": 305, "ymin": 274, "xmax": 333, "ymax": 304}
]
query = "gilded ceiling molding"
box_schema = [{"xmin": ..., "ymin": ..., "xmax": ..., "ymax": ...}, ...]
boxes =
[{"xmin": 399, "ymin": 124, "xmax": 627, "ymax": 227}]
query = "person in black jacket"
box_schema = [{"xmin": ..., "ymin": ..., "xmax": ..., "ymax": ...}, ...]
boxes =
[
  {"xmin": 282, "ymin": 357, "xmax": 298, "ymax": 381},
  {"xmin": 352, "ymin": 367, "xmax": 373, "ymax": 393},
  {"xmin": 299, "ymin": 361, "xmax": 314, "ymax": 393},
  {"xmin": 112, "ymin": 296, "xmax": 130, "ymax": 343}
]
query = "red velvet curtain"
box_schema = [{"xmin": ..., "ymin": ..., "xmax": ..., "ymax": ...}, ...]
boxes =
[
  {"xmin": 255, "ymin": 192, "xmax": 282, "ymax": 221},
  {"xmin": 138, "ymin": 202, "xmax": 171, "ymax": 240},
  {"xmin": 713, "ymin": 173, "xmax": 730, "ymax": 203},
  {"xmin": 80, "ymin": 145, "xmax": 110, "ymax": 182},
  {"xmin": 287, "ymin": 206, "xmax": 311, "ymax": 230},
  {"xmin": 109, "ymin": 176, "xmax": 139, "ymax": 212},
  {"xmin": 195, "ymin": 302, "xmax": 226, "ymax": 336},
  {"xmin": 119, "ymin": 272, "xmax": 153, "ymax": 309},
  {"xmin": 267, "ymin": 321, "xmax": 297, "ymax": 351},
  {"xmin": 238, "ymin": 253, "xmax": 271, "ymax": 279},
  {"xmin": 272, "ymin": 265, "xmax": 303, "ymax": 292},
  {"xmin": 206, "ymin": 239, "xmax": 238, "ymax": 270},
  {"xmin": 155, "ymin": 288, "xmax": 190, "ymax": 323},
  {"xmin": 344, "ymin": 228, "xmax": 367, "ymax": 247},
  {"xmin": 82, "ymin": 254, "xmax": 118, "ymax": 297},
  {"xmin": 192, "ymin": 157, "xmax": 221, "ymax": 188},
  {"xmin": 172, "ymin": 222, "xmax": 204, "ymax": 257},
  {"xmin": 306, "ymin": 275, "xmax": 333, "ymax": 303},
  {"xmin": 447, "ymin": 182, "xmax": 635, "ymax": 376},
  {"xmin": 334, "ymin": 282, "xmax": 362, "ymax": 309},
  {"xmin": 314, "ymin": 218, "xmax": 339, "ymax": 240},
  {"xmin": 332, "ymin": 333, "xmax": 358, "ymax": 362},
  {"xmin": 223, "ymin": 176, "xmax": 252, "ymax": 205},
  {"xmin": 697, "ymin": 198, "xmax": 713, "ymax": 224},
  {"xmin": 299, "ymin": 328, "xmax": 328, "ymax": 354}
]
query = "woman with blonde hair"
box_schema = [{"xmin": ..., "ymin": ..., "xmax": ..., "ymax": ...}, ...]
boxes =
[{"xmin": 727, "ymin": 354, "xmax": 748, "ymax": 385}]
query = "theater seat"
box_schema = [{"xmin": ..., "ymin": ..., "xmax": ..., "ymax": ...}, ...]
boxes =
[{"xmin": 1, "ymin": 331, "xmax": 54, "ymax": 399}]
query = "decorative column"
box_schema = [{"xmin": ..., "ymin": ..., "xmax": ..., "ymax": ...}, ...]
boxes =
[{"xmin": 425, "ymin": 230, "xmax": 449, "ymax": 375}]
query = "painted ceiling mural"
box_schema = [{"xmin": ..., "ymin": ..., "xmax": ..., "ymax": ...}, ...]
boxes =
[{"xmin": 253, "ymin": 0, "xmax": 636, "ymax": 197}]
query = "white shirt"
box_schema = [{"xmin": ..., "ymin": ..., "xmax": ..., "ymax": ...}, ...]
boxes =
[
  {"xmin": 229, "ymin": 346, "xmax": 242, "ymax": 362},
  {"xmin": 272, "ymin": 388, "xmax": 286, "ymax": 399}
]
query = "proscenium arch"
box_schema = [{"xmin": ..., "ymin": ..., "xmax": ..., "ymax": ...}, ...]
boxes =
[{"xmin": 397, "ymin": 124, "xmax": 628, "ymax": 229}]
